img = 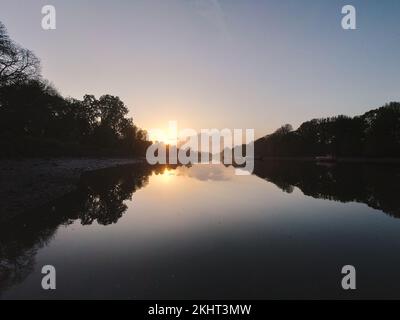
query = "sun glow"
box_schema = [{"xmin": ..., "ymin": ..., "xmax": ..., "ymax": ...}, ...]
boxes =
[{"xmin": 148, "ymin": 121, "xmax": 178, "ymax": 145}]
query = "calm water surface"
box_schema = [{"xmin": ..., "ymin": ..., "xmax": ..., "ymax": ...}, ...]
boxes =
[{"xmin": 1, "ymin": 161, "xmax": 400, "ymax": 299}]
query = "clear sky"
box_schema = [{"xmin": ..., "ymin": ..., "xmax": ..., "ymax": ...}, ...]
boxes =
[{"xmin": 1, "ymin": 0, "xmax": 400, "ymax": 138}]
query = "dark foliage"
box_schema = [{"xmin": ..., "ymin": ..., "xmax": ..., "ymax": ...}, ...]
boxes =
[
  {"xmin": 0, "ymin": 21, "xmax": 150, "ymax": 157},
  {"xmin": 255, "ymin": 103, "xmax": 400, "ymax": 158}
]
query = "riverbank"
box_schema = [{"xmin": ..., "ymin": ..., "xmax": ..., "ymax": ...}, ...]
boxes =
[{"xmin": 0, "ymin": 158, "xmax": 144, "ymax": 222}]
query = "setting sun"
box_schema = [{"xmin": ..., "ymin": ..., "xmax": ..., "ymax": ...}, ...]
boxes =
[
  {"xmin": 148, "ymin": 121, "xmax": 178, "ymax": 145},
  {"xmin": 2, "ymin": 0, "xmax": 400, "ymax": 303}
]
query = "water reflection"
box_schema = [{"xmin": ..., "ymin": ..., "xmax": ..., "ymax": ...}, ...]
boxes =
[
  {"xmin": 0, "ymin": 164, "xmax": 170, "ymax": 294},
  {"xmin": 176, "ymin": 164, "xmax": 235, "ymax": 181},
  {"xmin": 76, "ymin": 165, "xmax": 152, "ymax": 225},
  {"xmin": 252, "ymin": 160, "xmax": 400, "ymax": 218},
  {"xmin": 1, "ymin": 161, "xmax": 400, "ymax": 298}
]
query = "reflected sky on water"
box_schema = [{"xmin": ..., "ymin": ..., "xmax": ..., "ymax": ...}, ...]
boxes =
[{"xmin": 1, "ymin": 161, "xmax": 400, "ymax": 299}]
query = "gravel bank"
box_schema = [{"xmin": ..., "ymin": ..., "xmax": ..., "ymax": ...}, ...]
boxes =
[{"xmin": 0, "ymin": 158, "xmax": 143, "ymax": 222}]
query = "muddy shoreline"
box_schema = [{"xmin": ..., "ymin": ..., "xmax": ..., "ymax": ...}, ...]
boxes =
[{"xmin": 0, "ymin": 158, "xmax": 144, "ymax": 222}]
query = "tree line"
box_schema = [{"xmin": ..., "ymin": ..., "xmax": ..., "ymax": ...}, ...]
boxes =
[
  {"xmin": 254, "ymin": 102, "xmax": 400, "ymax": 158},
  {"xmin": 0, "ymin": 21, "xmax": 150, "ymax": 157}
]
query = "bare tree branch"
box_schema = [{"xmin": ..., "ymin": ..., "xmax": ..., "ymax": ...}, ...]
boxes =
[{"xmin": 0, "ymin": 21, "xmax": 41, "ymax": 86}]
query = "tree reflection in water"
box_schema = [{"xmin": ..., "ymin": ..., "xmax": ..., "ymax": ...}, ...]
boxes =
[
  {"xmin": 252, "ymin": 160, "xmax": 400, "ymax": 218},
  {"xmin": 0, "ymin": 163, "xmax": 171, "ymax": 294},
  {"xmin": 1, "ymin": 161, "xmax": 400, "ymax": 296}
]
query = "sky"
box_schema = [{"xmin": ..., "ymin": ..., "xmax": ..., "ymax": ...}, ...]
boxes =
[{"xmin": 1, "ymin": 0, "xmax": 400, "ymax": 138}]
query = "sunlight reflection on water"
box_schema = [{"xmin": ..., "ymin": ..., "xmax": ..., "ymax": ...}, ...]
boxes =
[{"xmin": 2, "ymin": 162, "xmax": 400, "ymax": 299}]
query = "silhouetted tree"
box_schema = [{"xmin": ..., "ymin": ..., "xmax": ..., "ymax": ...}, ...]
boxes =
[
  {"xmin": 0, "ymin": 22, "xmax": 40, "ymax": 86},
  {"xmin": 254, "ymin": 102, "xmax": 400, "ymax": 158},
  {"xmin": 0, "ymin": 21, "xmax": 150, "ymax": 157}
]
